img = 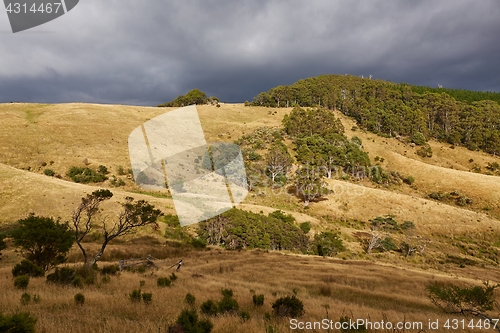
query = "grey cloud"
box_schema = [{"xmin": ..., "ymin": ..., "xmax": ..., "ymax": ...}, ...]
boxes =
[{"xmin": 0, "ymin": 0, "xmax": 498, "ymax": 105}]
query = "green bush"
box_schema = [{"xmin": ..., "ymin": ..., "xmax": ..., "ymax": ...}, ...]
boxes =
[
  {"xmin": 272, "ymin": 295, "xmax": 304, "ymax": 318},
  {"xmin": 299, "ymin": 222, "xmax": 311, "ymax": 234},
  {"xmin": 253, "ymin": 294, "xmax": 265, "ymax": 306},
  {"xmin": 67, "ymin": 166, "xmax": 107, "ymax": 183},
  {"xmin": 14, "ymin": 275, "xmax": 30, "ymax": 290},
  {"xmin": 43, "ymin": 169, "xmax": 55, "ymax": 176},
  {"xmin": 0, "ymin": 312, "xmax": 37, "ymax": 332},
  {"xmin": 200, "ymin": 300, "xmax": 219, "ymax": 316},
  {"xmin": 20, "ymin": 293, "xmax": 31, "ymax": 305},
  {"xmin": 239, "ymin": 311, "xmax": 251, "ymax": 321},
  {"xmin": 456, "ymin": 196, "xmax": 473, "ymax": 206},
  {"xmin": 411, "ymin": 132, "xmax": 427, "ymax": 146},
  {"xmin": 191, "ymin": 238, "xmax": 207, "ymax": 249},
  {"xmin": 185, "ymin": 293, "xmax": 196, "ymax": 306},
  {"xmin": 74, "ymin": 293, "xmax": 85, "ymax": 306},
  {"xmin": 380, "ymin": 237, "xmax": 398, "ymax": 251},
  {"xmin": 72, "ymin": 276, "xmax": 83, "ymax": 288},
  {"xmin": 157, "ymin": 277, "xmax": 171, "ymax": 287},
  {"xmin": 221, "ymin": 289, "xmax": 233, "ymax": 298},
  {"xmin": 403, "ymin": 175, "xmax": 415, "ymax": 185},
  {"xmin": 417, "ymin": 144, "xmax": 433, "ymax": 158},
  {"xmin": 101, "ymin": 264, "xmax": 120, "ymax": 275},
  {"xmin": 171, "ymin": 309, "xmax": 213, "ymax": 333},
  {"xmin": 313, "ymin": 232, "xmax": 345, "ymax": 257},
  {"xmin": 400, "ymin": 221, "xmax": 415, "ymax": 230},
  {"xmin": 170, "ymin": 272, "xmax": 178, "ymax": 281},
  {"xmin": 142, "ymin": 292, "xmax": 153, "ymax": 304},
  {"xmin": 12, "ymin": 260, "xmax": 45, "ymax": 277},
  {"xmin": 218, "ymin": 295, "xmax": 239, "ymax": 314},
  {"xmin": 129, "ymin": 289, "xmax": 142, "ymax": 302}
]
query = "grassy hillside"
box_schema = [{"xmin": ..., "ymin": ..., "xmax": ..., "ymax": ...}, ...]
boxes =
[{"xmin": 1, "ymin": 102, "xmax": 500, "ymax": 332}]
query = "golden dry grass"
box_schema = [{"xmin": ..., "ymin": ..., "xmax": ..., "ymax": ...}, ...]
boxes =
[
  {"xmin": 2, "ymin": 246, "xmax": 500, "ymax": 333},
  {"xmin": 2, "ymin": 102, "xmax": 500, "ymax": 332}
]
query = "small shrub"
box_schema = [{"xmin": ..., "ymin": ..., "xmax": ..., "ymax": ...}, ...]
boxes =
[
  {"xmin": 32, "ymin": 294, "xmax": 41, "ymax": 304},
  {"xmin": 380, "ymin": 237, "xmax": 398, "ymax": 251},
  {"xmin": 272, "ymin": 295, "xmax": 304, "ymax": 318},
  {"xmin": 67, "ymin": 166, "xmax": 107, "ymax": 183},
  {"xmin": 200, "ymin": 300, "xmax": 219, "ymax": 316},
  {"xmin": 191, "ymin": 238, "xmax": 206, "ymax": 249},
  {"xmin": 185, "ymin": 293, "xmax": 196, "ymax": 306},
  {"xmin": 403, "ymin": 175, "xmax": 415, "ymax": 185},
  {"xmin": 170, "ymin": 272, "xmax": 178, "ymax": 281},
  {"xmin": 142, "ymin": 292, "xmax": 153, "ymax": 304},
  {"xmin": 456, "ymin": 196, "xmax": 473, "ymax": 206},
  {"xmin": 157, "ymin": 277, "xmax": 171, "ymax": 287},
  {"xmin": 117, "ymin": 166, "xmax": 125, "ymax": 175},
  {"xmin": 172, "ymin": 309, "xmax": 213, "ymax": 333},
  {"xmin": 14, "ymin": 275, "xmax": 30, "ymax": 290},
  {"xmin": 417, "ymin": 144, "xmax": 433, "ymax": 158},
  {"xmin": 43, "ymin": 169, "xmax": 55, "ymax": 177},
  {"xmin": 400, "ymin": 221, "xmax": 415, "ymax": 230},
  {"xmin": 299, "ymin": 222, "xmax": 311, "ymax": 234},
  {"xmin": 74, "ymin": 293, "xmax": 85, "ymax": 306},
  {"xmin": 218, "ymin": 296, "xmax": 239, "ymax": 313},
  {"xmin": 20, "ymin": 293, "xmax": 31, "ymax": 305},
  {"xmin": 101, "ymin": 264, "xmax": 120, "ymax": 275},
  {"xmin": 98, "ymin": 165, "xmax": 109, "ymax": 174},
  {"xmin": 239, "ymin": 311, "xmax": 251, "ymax": 321},
  {"xmin": 72, "ymin": 276, "xmax": 83, "ymax": 288},
  {"xmin": 411, "ymin": 132, "xmax": 427, "ymax": 146},
  {"xmin": 253, "ymin": 294, "xmax": 265, "ymax": 306},
  {"xmin": 130, "ymin": 289, "xmax": 142, "ymax": 302},
  {"xmin": 139, "ymin": 280, "xmax": 146, "ymax": 287},
  {"xmin": 137, "ymin": 266, "xmax": 146, "ymax": 274},
  {"xmin": 0, "ymin": 312, "xmax": 37, "ymax": 332},
  {"xmin": 101, "ymin": 275, "xmax": 111, "ymax": 284},
  {"xmin": 12, "ymin": 260, "xmax": 44, "ymax": 277},
  {"xmin": 221, "ymin": 289, "xmax": 233, "ymax": 298}
]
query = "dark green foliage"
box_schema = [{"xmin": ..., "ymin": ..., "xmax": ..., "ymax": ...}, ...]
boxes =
[
  {"xmin": 11, "ymin": 214, "xmax": 74, "ymax": 270},
  {"xmin": 129, "ymin": 289, "xmax": 142, "ymax": 302},
  {"xmin": 295, "ymin": 165, "xmax": 328, "ymax": 203},
  {"xmin": 191, "ymin": 238, "xmax": 206, "ymax": 249},
  {"xmin": 218, "ymin": 293, "xmax": 239, "ymax": 314},
  {"xmin": 380, "ymin": 237, "xmax": 398, "ymax": 251},
  {"xmin": 400, "ymin": 221, "xmax": 415, "ymax": 230},
  {"xmin": 163, "ymin": 214, "xmax": 190, "ymax": 241},
  {"xmin": 268, "ymin": 210, "xmax": 295, "ymax": 224},
  {"xmin": 221, "ymin": 289, "xmax": 233, "ymax": 298},
  {"xmin": 283, "ymin": 106, "xmax": 344, "ymax": 139},
  {"xmin": 142, "ymin": 292, "xmax": 152, "ymax": 304},
  {"xmin": 427, "ymin": 281, "xmax": 499, "ymax": 317},
  {"xmin": 43, "ymin": 168, "xmax": 55, "ymax": 176},
  {"xmin": 272, "ymin": 295, "xmax": 304, "ymax": 318},
  {"xmin": 67, "ymin": 166, "xmax": 108, "ymax": 183},
  {"xmin": 239, "ymin": 311, "xmax": 251, "ymax": 321},
  {"xmin": 12, "ymin": 260, "xmax": 45, "ymax": 277},
  {"xmin": 299, "ymin": 222, "xmax": 311, "ymax": 234},
  {"xmin": 185, "ymin": 293, "xmax": 196, "ymax": 306},
  {"xmin": 20, "ymin": 293, "xmax": 31, "ymax": 305},
  {"xmin": 417, "ymin": 144, "xmax": 433, "ymax": 157},
  {"xmin": 200, "ymin": 299, "xmax": 219, "ymax": 316},
  {"xmin": 251, "ymin": 74, "xmax": 500, "ymax": 157},
  {"xmin": 198, "ymin": 208, "xmax": 309, "ymax": 251},
  {"xmin": 98, "ymin": 165, "xmax": 108, "ymax": 174},
  {"xmin": 170, "ymin": 272, "xmax": 178, "ymax": 281},
  {"xmin": 159, "ymin": 89, "xmax": 209, "ymax": 107},
  {"xmin": 313, "ymin": 232, "xmax": 345, "ymax": 256},
  {"xmin": 0, "ymin": 312, "xmax": 37, "ymax": 332},
  {"xmin": 411, "ymin": 132, "xmax": 427, "ymax": 145},
  {"xmin": 403, "ymin": 175, "xmax": 415, "ymax": 185},
  {"xmin": 370, "ymin": 215, "xmax": 399, "ymax": 231},
  {"xmin": 14, "ymin": 275, "xmax": 29, "ymax": 290},
  {"xmin": 253, "ymin": 294, "xmax": 265, "ymax": 306},
  {"xmin": 0, "ymin": 235, "xmax": 5, "ymax": 259},
  {"xmin": 100, "ymin": 264, "xmax": 120, "ymax": 275},
  {"xmin": 157, "ymin": 277, "xmax": 172, "ymax": 287},
  {"xmin": 74, "ymin": 293, "xmax": 85, "ymax": 306},
  {"xmin": 46, "ymin": 267, "xmax": 76, "ymax": 285},
  {"xmin": 173, "ymin": 309, "xmax": 213, "ymax": 333}
]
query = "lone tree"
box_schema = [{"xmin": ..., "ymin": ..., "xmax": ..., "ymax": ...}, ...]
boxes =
[
  {"xmin": 427, "ymin": 281, "xmax": 500, "ymax": 332},
  {"xmin": 265, "ymin": 142, "xmax": 293, "ymax": 183},
  {"xmin": 294, "ymin": 164, "xmax": 327, "ymax": 205},
  {"xmin": 11, "ymin": 214, "xmax": 74, "ymax": 271},
  {"xmin": 72, "ymin": 189, "xmax": 163, "ymax": 266}
]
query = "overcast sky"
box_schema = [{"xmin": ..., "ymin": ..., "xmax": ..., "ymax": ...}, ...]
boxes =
[{"xmin": 0, "ymin": 0, "xmax": 499, "ymax": 105}]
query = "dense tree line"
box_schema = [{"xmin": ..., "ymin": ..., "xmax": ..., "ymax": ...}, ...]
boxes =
[
  {"xmin": 158, "ymin": 89, "xmax": 219, "ymax": 107},
  {"xmin": 250, "ymin": 74, "xmax": 500, "ymax": 155}
]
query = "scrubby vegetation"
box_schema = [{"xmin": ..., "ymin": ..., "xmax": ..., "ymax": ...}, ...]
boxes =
[{"xmin": 251, "ymin": 74, "xmax": 500, "ymax": 156}]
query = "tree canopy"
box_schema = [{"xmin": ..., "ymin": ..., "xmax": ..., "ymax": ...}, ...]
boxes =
[
  {"xmin": 11, "ymin": 214, "xmax": 74, "ymax": 271},
  {"xmin": 251, "ymin": 74, "xmax": 500, "ymax": 156}
]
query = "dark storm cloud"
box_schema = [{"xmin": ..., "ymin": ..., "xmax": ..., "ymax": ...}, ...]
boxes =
[{"xmin": 0, "ymin": 0, "xmax": 499, "ymax": 105}]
